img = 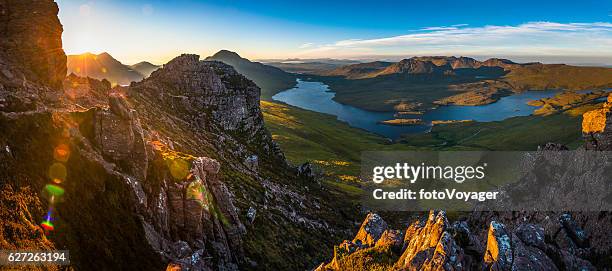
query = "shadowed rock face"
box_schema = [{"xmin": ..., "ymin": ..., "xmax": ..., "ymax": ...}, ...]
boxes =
[{"xmin": 0, "ymin": 0, "xmax": 66, "ymax": 89}]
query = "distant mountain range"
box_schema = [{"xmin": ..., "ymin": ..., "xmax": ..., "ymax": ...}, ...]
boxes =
[
  {"xmin": 306, "ymin": 56, "xmax": 612, "ymax": 111},
  {"xmin": 205, "ymin": 50, "xmax": 297, "ymax": 99},
  {"xmin": 261, "ymin": 58, "xmax": 361, "ymax": 74},
  {"xmin": 321, "ymin": 56, "xmax": 536, "ymax": 79},
  {"xmin": 67, "ymin": 52, "xmax": 159, "ymax": 85}
]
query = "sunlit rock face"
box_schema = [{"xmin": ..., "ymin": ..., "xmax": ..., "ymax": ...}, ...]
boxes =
[
  {"xmin": 352, "ymin": 213, "xmax": 387, "ymax": 247},
  {"xmin": 396, "ymin": 211, "xmax": 465, "ymax": 270},
  {"xmin": 583, "ymin": 94, "xmax": 612, "ymax": 150},
  {"xmin": 0, "ymin": 0, "xmax": 66, "ymax": 89},
  {"xmin": 318, "ymin": 208, "xmax": 608, "ymax": 270}
]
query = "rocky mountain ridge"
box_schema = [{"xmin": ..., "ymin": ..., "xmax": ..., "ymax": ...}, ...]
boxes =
[
  {"xmin": 322, "ymin": 56, "xmax": 612, "ymax": 95},
  {"xmin": 0, "ymin": 1, "xmax": 350, "ymax": 270}
]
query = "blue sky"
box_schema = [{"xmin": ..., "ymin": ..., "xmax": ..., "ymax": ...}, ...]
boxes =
[{"xmin": 57, "ymin": 0, "xmax": 612, "ymax": 65}]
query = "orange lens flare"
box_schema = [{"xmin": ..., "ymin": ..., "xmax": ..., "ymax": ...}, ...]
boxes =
[{"xmin": 53, "ymin": 144, "xmax": 70, "ymax": 162}]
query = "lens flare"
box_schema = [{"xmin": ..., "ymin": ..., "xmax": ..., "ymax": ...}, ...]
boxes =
[
  {"xmin": 186, "ymin": 181, "xmax": 209, "ymax": 209},
  {"xmin": 41, "ymin": 221, "xmax": 54, "ymax": 231},
  {"xmin": 48, "ymin": 163, "xmax": 67, "ymax": 182},
  {"xmin": 53, "ymin": 144, "xmax": 70, "ymax": 162},
  {"xmin": 45, "ymin": 184, "xmax": 65, "ymax": 197},
  {"xmin": 168, "ymin": 159, "xmax": 190, "ymax": 180}
]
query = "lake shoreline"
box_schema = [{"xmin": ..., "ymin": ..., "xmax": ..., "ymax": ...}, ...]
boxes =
[{"xmin": 272, "ymin": 79, "xmax": 562, "ymax": 139}]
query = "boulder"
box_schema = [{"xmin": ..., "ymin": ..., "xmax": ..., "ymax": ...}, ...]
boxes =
[
  {"xmin": 483, "ymin": 221, "xmax": 512, "ymax": 271},
  {"xmin": 297, "ymin": 162, "xmax": 315, "ymax": 179}
]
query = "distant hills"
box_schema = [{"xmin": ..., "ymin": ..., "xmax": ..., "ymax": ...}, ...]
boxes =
[
  {"xmin": 321, "ymin": 56, "xmax": 612, "ymax": 91},
  {"xmin": 321, "ymin": 56, "xmax": 530, "ymax": 79},
  {"xmin": 129, "ymin": 61, "xmax": 160, "ymax": 77},
  {"xmin": 262, "ymin": 58, "xmax": 361, "ymax": 74},
  {"xmin": 205, "ymin": 50, "xmax": 297, "ymax": 99},
  {"xmin": 308, "ymin": 56, "xmax": 612, "ymax": 111},
  {"xmin": 67, "ymin": 52, "xmax": 159, "ymax": 85}
]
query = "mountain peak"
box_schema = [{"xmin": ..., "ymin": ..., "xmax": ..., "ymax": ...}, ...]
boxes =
[{"xmin": 209, "ymin": 50, "xmax": 244, "ymax": 61}]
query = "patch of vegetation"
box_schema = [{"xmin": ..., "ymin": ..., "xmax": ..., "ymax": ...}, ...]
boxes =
[
  {"xmin": 331, "ymin": 246, "xmax": 398, "ymax": 271},
  {"xmin": 400, "ymin": 111, "xmax": 585, "ymax": 150}
]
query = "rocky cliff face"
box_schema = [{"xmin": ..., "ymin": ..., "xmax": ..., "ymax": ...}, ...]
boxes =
[{"xmin": 0, "ymin": 0, "xmax": 66, "ymax": 89}]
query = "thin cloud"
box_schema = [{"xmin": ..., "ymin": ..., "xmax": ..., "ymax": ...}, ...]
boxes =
[
  {"xmin": 298, "ymin": 42, "xmax": 315, "ymax": 49},
  {"xmin": 298, "ymin": 22, "xmax": 612, "ymax": 58}
]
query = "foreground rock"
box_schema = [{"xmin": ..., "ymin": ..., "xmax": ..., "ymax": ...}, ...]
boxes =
[{"xmin": 317, "ymin": 210, "xmax": 607, "ymax": 270}]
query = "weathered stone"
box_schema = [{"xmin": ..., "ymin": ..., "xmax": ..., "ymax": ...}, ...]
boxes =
[
  {"xmin": 559, "ymin": 213, "xmax": 589, "ymax": 248},
  {"xmin": 515, "ymin": 223, "xmax": 546, "ymax": 250},
  {"xmin": 246, "ymin": 206, "xmax": 256, "ymax": 224},
  {"xmin": 510, "ymin": 233, "xmax": 557, "ymax": 271},
  {"xmin": 352, "ymin": 213, "xmax": 387, "ymax": 247},
  {"xmin": 483, "ymin": 221, "xmax": 512, "ymax": 271},
  {"xmin": 397, "ymin": 211, "xmax": 466, "ymax": 270},
  {"xmin": 374, "ymin": 229, "xmax": 403, "ymax": 251},
  {"xmin": 297, "ymin": 162, "xmax": 315, "ymax": 179}
]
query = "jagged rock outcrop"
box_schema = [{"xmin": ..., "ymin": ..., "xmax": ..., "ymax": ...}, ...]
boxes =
[
  {"xmin": 352, "ymin": 213, "xmax": 388, "ymax": 247},
  {"xmin": 583, "ymin": 94, "xmax": 612, "ymax": 150},
  {"xmin": 318, "ymin": 211, "xmax": 468, "ymax": 270},
  {"xmin": 396, "ymin": 211, "xmax": 465, "ymax": 270},
  {"xmin": 63, "ymin": 73, "xmax": 111, "ymax": 108},
  {"xmin": 128, "ymin": 54, "xmax": 285, "ymax": 164},
  {"xmin": 319, "ymin": 211, "xmax": 608, "ymax": 270}
]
